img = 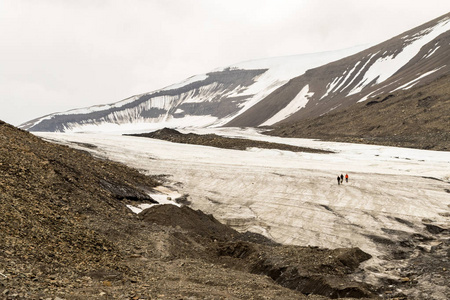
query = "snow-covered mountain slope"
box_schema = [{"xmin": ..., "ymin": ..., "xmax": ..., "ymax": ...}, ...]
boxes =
[
  {"xmin": 227, "ymin": 12, "xmax": 450, "ymax": 127},
  {"xmin": 20, "ymin": 47, "xmax": 365, "ymax": 132},
  {"xmin": 21, "ymin": 13, "xmax": 450, "ymax": 132}
]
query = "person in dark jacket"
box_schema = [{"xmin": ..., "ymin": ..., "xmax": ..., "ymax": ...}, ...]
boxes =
[
  {"xmin": 340, "ymin": 174, "xmax": 344, "ymax": 184},
  {"xmin": 337, "ymin": 175, "xmax": 341, "ymax": 185}
]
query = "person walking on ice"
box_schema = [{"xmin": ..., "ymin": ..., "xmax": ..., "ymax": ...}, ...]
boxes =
[
  {"xmin": 345, "ymin": 173, "xmax": 349, "ymax": 183},
  {"xmin": 337, "ymin": 175, "xmax": 341, "ymax": 185},
  {"xmin": 340, "ymin": 174, "xmax": 344, "ymax": 184}
]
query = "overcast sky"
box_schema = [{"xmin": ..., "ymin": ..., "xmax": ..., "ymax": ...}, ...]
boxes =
[{"xmin": 1, "ymin": 1, "xmax": 449, "ymax": 126}]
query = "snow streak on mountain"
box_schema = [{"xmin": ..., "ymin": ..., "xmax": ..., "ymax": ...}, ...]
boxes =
[{"xmin": 21, "ymin": 13, "xmax": 450, "ymax": 132}]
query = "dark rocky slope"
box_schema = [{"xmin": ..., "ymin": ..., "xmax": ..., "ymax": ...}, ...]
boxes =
[
  {"xmin": 266, "ymin": 74, "xmax": 450, "ymax": 151},
  {"xmin": 0, "ymin": 120, "xmax": 375, "ymax": 299}
]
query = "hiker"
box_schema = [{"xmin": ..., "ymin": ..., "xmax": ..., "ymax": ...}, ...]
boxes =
[
  {"xmin": 337, "ymin": 176, "xmax": 341, "ymax": 185},
  {"xmin": 345, "ymin": 173, "xmax": 349, "ymax": 183},
  {"xmin": 340, "ymin": 174, "xmax": 344, "ymax": 184}
]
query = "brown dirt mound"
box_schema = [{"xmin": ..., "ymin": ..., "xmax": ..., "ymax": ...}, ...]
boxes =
[
  {"xmin": 139, "ymin": 204, "xmax": 239, "ymax": 241},
  {"xmin": 126, "ymin": 128, "xmax": 332, "ymax": 153}
]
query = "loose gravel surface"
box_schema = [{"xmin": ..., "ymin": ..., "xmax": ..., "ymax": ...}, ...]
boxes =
[{"xmin": 1, "ymin": 121, "xmax": 376, "ymax": 299}]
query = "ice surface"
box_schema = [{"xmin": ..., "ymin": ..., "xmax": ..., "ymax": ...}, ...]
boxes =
[{"xmin": 36, "ymin": 128, "xmax": 450, "ymax": 264}]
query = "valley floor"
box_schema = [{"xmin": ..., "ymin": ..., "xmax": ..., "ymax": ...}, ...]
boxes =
[{"xmin": 36, "ymin": 127, "xmax": 450, "ymax": 299}]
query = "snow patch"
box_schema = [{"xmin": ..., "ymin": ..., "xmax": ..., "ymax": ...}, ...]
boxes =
[
  {"xmin": 356, "ymin": 79, "xmax": 403, "ymax": 103},
  {"xmin": 182, "ymin": 82, "xmax": 222, "ymax": 103},
  {"xmin": 423, "ymin": 45, "xmax": 441, "ymax": 59},
  {"xmin": 261, "ymin": 85, "xmax": 313, "ymax": 126},
  {"xmin": 347, "ymin": 53, "xmax": 380, "ymax": 96},
  {"xmin": 352, "ymin": 18, "xmax": 450, "ymax": 98},
  {"xmin": 391, "ymin": 66, "xmax": 445, "ymax": 92},
  {"xmin": 126, "ymin": 189, "xmax": 183, "ymax": 214},
  {"xmin": 320, "ymin": 76, "xmax": 341, "ymax": 100},
  {"xmin": 330, "ymin": 61, "xmax": 361, "ymax": 94}
]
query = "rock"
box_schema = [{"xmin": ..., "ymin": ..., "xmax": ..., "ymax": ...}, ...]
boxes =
[
  {"xmin": 430, "ymin": 241, "xmax": 443, "ymax": 252},
  {"xmin": 102, "ymin": 281, "xmax": 112, "ymax": 287},
  {"xmin": 424, "ymin": 223, "xmax": 447, "ymax": 234},
  {"xmin": 417, "ymin": 244, "xmax": 433, "ymax": 252}
]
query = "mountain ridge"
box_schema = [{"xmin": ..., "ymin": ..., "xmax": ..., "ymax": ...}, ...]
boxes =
[
  {"xmin": 226, "ymin": 12, "xmax": 450, "ymax": 127},
  {"xmin": 19, "ymin": 47, "xmax": 367, "ymax": 132}
]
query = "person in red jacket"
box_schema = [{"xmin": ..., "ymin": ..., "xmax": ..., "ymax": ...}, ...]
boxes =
[{"xmin": 345, "ymin": 173, "xmax": 349, "ymax": 183}]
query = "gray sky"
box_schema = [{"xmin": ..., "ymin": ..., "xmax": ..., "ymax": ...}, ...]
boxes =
[{"xmin": 1, "ymin": 0, "xmax": 450, "ymax": 126}]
